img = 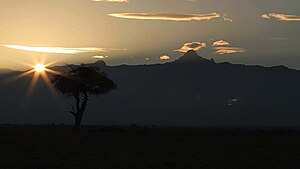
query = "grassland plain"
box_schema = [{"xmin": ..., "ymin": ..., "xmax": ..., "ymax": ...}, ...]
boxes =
[{"xmin": 0, "ymin": 125, "xmax": 300, "ymax": 169}]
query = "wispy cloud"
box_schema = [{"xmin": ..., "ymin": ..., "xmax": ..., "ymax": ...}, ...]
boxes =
[
  {"xmin": 92, "ymin": 0, "xmax": 129, "ymax": 2},
  {"xmin": 214, "ymin": 47, "xmax": 245, "ymax": 55},
  {"xmin": 271, "ymin": 37, "xmax": 296, "ymax": 41},
  {"xmin": 222, "ymin": 14, "xmax": 233, "ymax": 22},
  {"xmin": 262, "ymin": 13, "xmax": 300, "ymax": 21},
  {"xmin": 1, "ymin": 45, "xmax": 126, "ymax": 54},
  {"xmin": 176, "ymin": 42, "xmax": 206, "ymax": 53},
  {"xmin": 160, "ymin": 55, "xmax": 170, "ymax": 60},
  {"xmin": 262, "ymin": 14, "xmax": 271, "ymax": 19},
  {"xmin": 92, "ymin": 55, "xmax": 108, "ymax": 59},
  {"xmin": 223, "ymin": 17, "xmax": 233, "ymax": 22},
  {"xmin": 212, "ymin": 40, "xmax": 230, "ymax": 47},
  {"xmin": 108, "ymin": 13, "xmax": 220, "ymax": 21}
]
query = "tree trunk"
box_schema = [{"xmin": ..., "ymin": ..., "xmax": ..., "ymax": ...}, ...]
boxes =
[
  {"xmin": 74, "ymin": 113, "xmax": 83, "ymax": 131},
  {"xmin": 73, "ymin": 93, "xmax": 88, "ymax": 131}
]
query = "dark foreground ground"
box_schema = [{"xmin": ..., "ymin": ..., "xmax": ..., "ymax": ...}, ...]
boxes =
[{"xmin": 1, "ymin": 125, "xmax": 300, "ymax": 169}]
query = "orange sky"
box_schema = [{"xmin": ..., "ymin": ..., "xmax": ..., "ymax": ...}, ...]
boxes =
[{"xmin": 0, "ymin": 0, "xmax": 299, "ymax": 70}]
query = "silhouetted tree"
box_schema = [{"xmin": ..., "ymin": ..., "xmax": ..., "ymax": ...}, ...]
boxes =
[{"xmin": 51, "ymin": 66, "xmax": 117, "ymax": 131}]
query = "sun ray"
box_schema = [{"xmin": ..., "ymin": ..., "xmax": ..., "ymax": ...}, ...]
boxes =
[
  {"xmin": 41, "ymin": 71, "xmax": 63, "ymax": 104},
  {"xmin": 40, "ymin": 71, "xmax": 57, "ymax": 95},
  {"xmin": 45, "ymin": 68, "xmax": 62, "ymax": 76},
  {"xmin": 1, "ymin": 69, "xmax": 35, "ymax": 86},
  {"xmin": 3, "ymin": 56, "xmax": 68, "ymax": 105},
  {"xmin": 25, "ymin": 71, "xmax": 40, "ymax": 101}
]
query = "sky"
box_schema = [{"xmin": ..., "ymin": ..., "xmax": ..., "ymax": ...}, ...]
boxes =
[{"xmin": 0, "ymin": 0, "xmax": 299, "ymax": 70}]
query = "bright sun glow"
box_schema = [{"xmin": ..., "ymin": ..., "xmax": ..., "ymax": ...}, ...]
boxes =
[
  {"xmin": 2, "ymin": 58, "xmax": 62, "ymax": 103},
  {"xmin": 34, "ymin": 64, "xmax": 46, "ymax": 72}
]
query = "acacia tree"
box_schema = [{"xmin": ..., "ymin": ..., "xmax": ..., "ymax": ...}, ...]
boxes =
[{"xmin": 51, "ymin": 66, "xmax": 117, "ymax": 131}]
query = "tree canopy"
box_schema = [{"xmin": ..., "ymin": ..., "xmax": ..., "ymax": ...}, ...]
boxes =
[
  {"xmin": 52, "ymin": 66, "xmax": 117, "ymax": 97},
  {"xmin": 51, "ymin": 66, "xmax": 117, "ymax": 131}
]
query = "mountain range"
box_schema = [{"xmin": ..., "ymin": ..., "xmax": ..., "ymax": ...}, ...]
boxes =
[{"xmin": 0, "ymin": 50, "xmax": 300, "ymax": 126}]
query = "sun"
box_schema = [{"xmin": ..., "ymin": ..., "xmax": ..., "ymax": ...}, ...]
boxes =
[
  {"xmin": 34, "ymin": 64, "xmax": 46, "ymax": 72},
  {"xmin": 2, "ymin": 57, "xmax": 63, "ymax": 103}
]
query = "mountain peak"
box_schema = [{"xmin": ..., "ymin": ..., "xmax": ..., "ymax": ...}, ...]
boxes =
[
  {"xmin": 81, "ymin": 60, "xmax": 107, "ymax": 68},
  {"xmin": 184, "ymin": 50, "xmax": 199, "ymax": 57},
  {"xmin": 94, "ymin": 60, "xmax": 107, "ymax": 67},
  {"xmin": 0, "ymin": 68, "xmax": 15, "ymax": 74},
  {"xmin": 174, "ymin": 50, "xmax": 214, "ymax": 64}
]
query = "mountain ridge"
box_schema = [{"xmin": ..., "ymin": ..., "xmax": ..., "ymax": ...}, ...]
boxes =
[
  {"xmin": 76, "ymin": 50, "xmax": 297, "ymax": 73},
  {"xmin": 0, "ymin": 50, "xmax": 299, "ymax": 126}
]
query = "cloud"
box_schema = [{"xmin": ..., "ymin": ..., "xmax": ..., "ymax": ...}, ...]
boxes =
[
  {"xmin": 92, "ymin": 0, "xmax": 128, "ymax": 2},
  {"xmin": 212, "ymin": 40, "xmax": 245, "ymax": 55},
  {"xmin": 176, "ymin": 42, "xmax": 206, "ymax": 53},
  {"xmin": 271, "ymin": 37, "xmax": 295, "ymax": 41},
  {"xmin": 214, "ymin": 47, "xmax": 245, "ymax": 55},
  {"xmin": 261, "ymin": 14, "xmax": 271, "ymax": 19},
  {"xmin": 223, "ymin": 18, "xmax": 233, "ymax": 22},
  {"xmin": 92, "ymin": 55, "xmax": 108, "ymax": 59},
  {"xmin": 1, "ymin": 45, "xmax": 126, "ymax": 54},
  {"xmin": 108, "ymin": 13, "xmax": 220, "ymax": 21},
  {"xmin": 212, "ymin": 40, "xmax": 230, "ymax": 47},
  {"xmin": 160, "ymin": 55, "xmax": 170, "ymax": 60},
  {"xmin": 262, "ymin": 13, "xmax": 300, "ymax": 21},
  {"xmin": 227, "ymin": 97, "xmax": 239, "ymax": 106},
  {"xmin": 222, "ymin": 14, "xmax": 233, "ymax": 22}
]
